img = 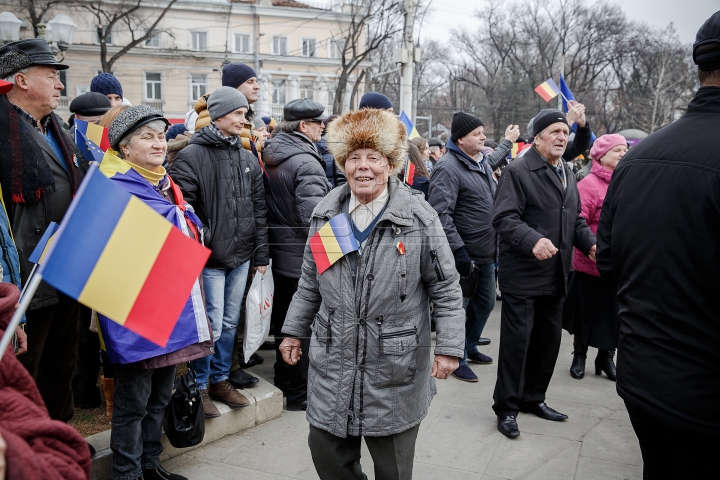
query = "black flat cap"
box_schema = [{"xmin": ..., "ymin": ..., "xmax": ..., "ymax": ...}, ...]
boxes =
[
  {"xmin": 70, "ymin": 92, "xmax": 111, "ymax": 117},
  {"xmin": 428, "ymin": 138, "xmax": 443, "ymax": 147},
  {"xmin": 283, "ymin": 98, "xmax": 328, "ymax": 122},
  {"xmin": 0, "ymin": 38, "xmax": 68, "ymax": 79},
  {"xmin": 693, "ymin": 11, "xmax": 720, "ymax": 71}
]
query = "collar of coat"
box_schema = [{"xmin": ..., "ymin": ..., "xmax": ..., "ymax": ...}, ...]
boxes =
[
  {"xmin": 525, "ymin": 145, "xmax": 568, "ymax": 172},
  {"xmin": 312, "ymin": 176, "xmax": 436, "ymax": 228},
  {"xmin": 687, "ymin": 86, "xmax": 720, "ymax": 114},
  {"xmin": 445, "ymin": 138, "xmax": 486, "ymax": 171}
]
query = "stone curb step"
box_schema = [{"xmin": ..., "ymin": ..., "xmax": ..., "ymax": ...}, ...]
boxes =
[{"xmin": 87, "ymin": 376, "xmax": 283, "ymax": 480}]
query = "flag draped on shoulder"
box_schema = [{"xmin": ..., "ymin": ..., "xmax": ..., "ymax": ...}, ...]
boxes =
[{"xmin": 39, "ymin": 159, "xmax": 211, "ymax": 364}]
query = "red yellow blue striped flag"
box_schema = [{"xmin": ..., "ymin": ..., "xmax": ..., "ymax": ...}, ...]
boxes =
[
  {"xmin": 534, "ymin": 78, "xmax": 561, "ymax": 102},
  {"xmin": 309, "ymin": 214, "xmax": 359, "ymax": 274},
  {"xmin": 403, "ymin": 155, "xmax": 415, "ymax": 186},
  {"xmin": 39, "ymin": 165, "xmax": 211, "ymax": 348},
  {"xmin": 75, "ymin": 119, "xmax": 110, "ymax": 163}
]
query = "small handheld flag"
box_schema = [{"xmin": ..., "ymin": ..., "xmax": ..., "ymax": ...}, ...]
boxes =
[
  {"xmin": 39, "ymin": 165, "xmax": 211, "ymax": 347},
  {"xmin": 534, "ymin": 78, "xmax": 563, "ymax": 103},
  {"xmin": 75, "ymin": 119, "xmax": 110, "ymax": 163},
  {"xmin": 28, "ymin": 222, "xmax": 59, "ymax": 265},
  {"xmin": 403, "ymin": 155, "xmax": 416, "ymax": 186},
  {"xmin": 399, "ymin": 111, "xmax": 421, "ymax": 139},
  {"xmin": 309, "ymin": 214, "xmax": 359, "ymax": 274}
]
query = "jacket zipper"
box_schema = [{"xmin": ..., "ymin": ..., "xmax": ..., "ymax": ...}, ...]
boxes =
[
  {"xmin": 326, "ymin": 308, "xmax": 334, "ymax": 354},
  {"xmin": 376, "ymin": 316, "xmax": 384, "ymax": 354},
  {"xmin": 430, "ymin": 249, "xmax": 446, "ymax": 281},
  {"xmin": 380, "ymin": 327, "xmax": 417, "ymax": 339}
]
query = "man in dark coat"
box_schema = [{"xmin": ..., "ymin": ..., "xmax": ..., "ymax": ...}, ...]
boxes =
[
  {"xmin": 0, "ymin": 39, "xmax": 86, "ymax": 422},
  {"xmin": 429, "ymin": 112, "xmax": 518, "ymax": 382},
  {"xmin": 596, "ymin": 13, "xmax": 720, "ymax": 477},
  {"xmin": 262, "ymin": 98, "xmax": 331, "ymax": 410},
  {"xmin": 491, "ymin": 109, "xmax": 595, "ymax": 438},
  {"xmin": 170, "ymin": 87, "xmax": 269, "ymax": 418}
]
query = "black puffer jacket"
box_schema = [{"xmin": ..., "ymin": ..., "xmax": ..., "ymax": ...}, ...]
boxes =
[
  {"xmin": 262, "ymin": 131, "xmax": 331, "ymax": 278},
  {"xmin": 170, "ymin": 127, "xmax": 269, "ymax": 269}
]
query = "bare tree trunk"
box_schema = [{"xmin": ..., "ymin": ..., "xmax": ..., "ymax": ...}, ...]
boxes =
[{"xmin": 349, "ymin": 69, "xmax": 366, "ymax": 111}]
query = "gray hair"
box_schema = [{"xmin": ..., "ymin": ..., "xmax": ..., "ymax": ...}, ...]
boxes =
[
  {"xmin": 117, "ymin": 119, "xmax": 167, "ymax": 158},
  {"xmin": 2, "ymin": 66, "xmax": 34, "ymax": 85},
  {"xmin": 276, "ymin": 119, "xmax": 303, "ymax": 133}
]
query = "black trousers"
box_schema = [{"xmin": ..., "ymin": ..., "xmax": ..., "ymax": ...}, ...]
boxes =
[
  {"xmin": 493, "ymin": 293, "xmax": 564, "ymax": 417},
  {"xmin": 19, "ymin": 292, "xmax": 80, "ymax": 421},
  {"xmin": 72, "ymin": 305, "xmax": 102, "ymax": 407},
  {"xmin": 625, "ymin": 401, "xmax": 719, "ymax": 479},
  {"xmin": 272, "ymin": 272, "xmax": 309, "ymax": 404},
  {"xmin": 308, "ymin": 424, "xmax": 420, "ymax": 480}
]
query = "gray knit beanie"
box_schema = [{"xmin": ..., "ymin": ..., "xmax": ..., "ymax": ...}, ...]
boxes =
[
  {"xmin": 207, "ymin": 86, "xmax": 249, "ymax": 121},
  {"xmin": 109, "ymin": 105, "xmax": 169, "ymax": 150},
  {"xmin": 251, "ymin": 117, "xmax": 265, "ymax": 130}
]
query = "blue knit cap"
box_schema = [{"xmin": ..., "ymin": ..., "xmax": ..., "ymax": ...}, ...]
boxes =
[
  {"xmin": 166, "ymin": 123, "xmax": 186, "ymax": 141},
  {"xmin": 359, "ymin": 92, "xmax": 393, "ymax": 110},
  {"xmin": 90, "ymin": 73, "xmax": 123, "ymax": 98},
  {"xmin": 221, "ymin": 63, "xmax": 256, "ymax": 89}
]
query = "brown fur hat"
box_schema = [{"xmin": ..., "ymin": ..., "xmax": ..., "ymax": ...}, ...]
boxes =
[{"xmin": 327, "ymin": 108, "xmax": 408, "ymax": 173}]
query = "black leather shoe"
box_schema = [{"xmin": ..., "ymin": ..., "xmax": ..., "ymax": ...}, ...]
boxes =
[
  {"xmin": 521, "ymin": 402, "xmax": 568, "ymax": 421},
  {"xmin": 497, "ymin": 415, "xmax": 520, "ymax": 438},
  {"xmin": 476, "ymin": 337, "xmax": 491, "ymax": 346},
  {"xmin": 595, "ymin": 350, "xmax": 617, "ymax": 381},
  {"xmin": 570, "ymin": 353, "xmax": 586, "ymax": 379},
  {"xmin": 286, "ymin": 400, "xmax": 307, "ymax": 411},
  {"xmin": 239, "ymin": 352, "xmax": 264, "ymax": 369},
  {"xmin": 228, "ymin": 368, "xmax": 259, "ymax": 389}
]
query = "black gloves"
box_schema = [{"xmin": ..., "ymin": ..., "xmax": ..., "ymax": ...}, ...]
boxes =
[{"xmin": 453, "ymin": 247, "xmax": 472, "ymax": 277}]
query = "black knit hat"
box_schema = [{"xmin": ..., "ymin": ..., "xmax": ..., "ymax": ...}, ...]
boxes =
[
  {"xmin": 530, "ymin": 109, "xmax": 568, "ymax": 138},
  {"xmin": 451, "ymin": 112, "xmax": 484, "ymax": 142},
  {"xmin": 693, "ymin": 11, "xmax": 720, "ymax": 71}
]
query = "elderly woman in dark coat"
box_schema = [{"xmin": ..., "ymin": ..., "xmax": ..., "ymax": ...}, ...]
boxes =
[{"xmin": 279, "ymin": 108, "xmax": 465, "ymax": 480}]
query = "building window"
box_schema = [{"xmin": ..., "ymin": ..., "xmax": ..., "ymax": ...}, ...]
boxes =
[
  {"xmin": 299, "ymin": 80, "xmax": 314, "ymax": 100},
  {"xmin": 191, "ymin": 31, "xmax": 207, "ymax": 51},
  {"xmin": 328, "ymin": 38, "xmax": 345, "ymax": 59},
  {"xmin": 271, "ymin": 78, "xmax": 286, "ymax": 104},
  {"xmin": 145, "ymin": 32, "xmax": 160, "ymax": 48},
  {"xmin": 301, "ymin": 38, "xmax": 316, "ymax": 57},
  {"xmin": 190, "ymin": 74, "xmax": 207, "ymax": 102},
  {"xmin": 145, "ymin": 72, "xmax": 162, "ymax": 100},
  {"xmin": 272, "ymin": 36, "xmax": 287, "ymax": 55},
  {"xmin": 59, "ymin": 70, "xmax": 67, "ymax": 97},
  {"xmin": 234, "ymin": 33, "xmax": 251, "ymax": 53},
  {"xmin": 95, "ymin": 25, "xmax": 112, "ymax": 45}
]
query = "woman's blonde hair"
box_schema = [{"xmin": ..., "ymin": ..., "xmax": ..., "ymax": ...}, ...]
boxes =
[{"xmin": 98, "ymin": 106, "xmax": 128, "ymax": 129}]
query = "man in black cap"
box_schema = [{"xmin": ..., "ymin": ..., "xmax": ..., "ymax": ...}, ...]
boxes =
[
  {"xmin": 491, "ymin": 109, "xmax": 595, "ymax": 438},
  {"xmin": 427, "ymin": 137, "xmax": 445, "ymax": 165},
  {"xmin": 69, "ymin": 91, "xmax": 111, "ymax": 126},
  {"xmin": 262, "ymin": 98, "xmax": 331, "ymax": 410},
  {"xmin": 0, "ymin": 39, "xmax": 86, "ymax": 422},
  {"xmin": 596, "ymin": 11, "xmax": 720, "ymax": 477}
]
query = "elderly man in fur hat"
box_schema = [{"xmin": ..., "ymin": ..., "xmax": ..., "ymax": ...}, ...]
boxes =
[
  {"xmin": 279, "ymin": 108, "xmax": 465, "ymax": 480},
  {"xmin": 0, "ymin": 39, "xmax": 86, "ymax": 422}
]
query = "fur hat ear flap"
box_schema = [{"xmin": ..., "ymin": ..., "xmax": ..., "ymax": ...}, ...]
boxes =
[{"xmin": 327, "ymin": 109, "xmax": 409, "ymax": 173}]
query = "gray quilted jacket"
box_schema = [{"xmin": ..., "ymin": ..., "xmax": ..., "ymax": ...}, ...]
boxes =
[{"xmin": 282, "ymin": 176, "xmax": 465, "ymax": 438}]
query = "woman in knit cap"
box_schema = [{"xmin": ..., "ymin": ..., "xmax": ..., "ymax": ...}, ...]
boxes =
[
  {"xmin": 562, "ymin": 133, "xmax": 627, "ymax": 381},
  {"xmin": 90, "ymin": 72, "xmax": 124, "ymax": 107}
]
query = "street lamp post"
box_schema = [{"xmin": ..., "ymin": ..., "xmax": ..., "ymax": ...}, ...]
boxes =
[
  {"xmin": 0, "ymin": 12, "xmax": 76, "ymax": 61},
  {"xmin": 0, "ymin": 12, "xmax": 22, "ymax": 44}
]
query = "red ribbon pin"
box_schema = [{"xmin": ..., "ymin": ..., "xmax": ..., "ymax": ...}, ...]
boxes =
[{"xmin": 396, "ymin": 241, "xmax": 405, "ymax": 255}]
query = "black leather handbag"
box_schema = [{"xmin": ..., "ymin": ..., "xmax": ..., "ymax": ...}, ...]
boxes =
[
  {"xmin": 458, "ymin": 261, "xmax": 480, "ymax": 298},
  {"xmin": 163, "ymin": 366, "xmax": 205, "ymax": 448}
]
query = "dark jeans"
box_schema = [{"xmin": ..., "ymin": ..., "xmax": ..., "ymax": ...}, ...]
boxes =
[
  {"xmin": 72, "ymin": 306, "xmax": 101, "ymax": 407},
  {"xmin": 460, "ymin": 263, "xmax": 496, "ymax": 366},
  {"xmin": 308, "ymin": 424, "xmax": 420, "ymax": 480},
  {"xmin": 111, "ymin": 364, "xmax": 176, "ymax": 480},
  {"xmin": 493, "ymin": 293, "xmax": 564, "ymax": 417},
  {"xmin": 19, "ymin": 291, "xmax": 80, "ymax": 421},
  {"xmin": 272, "ymin": 272, "xmax": 309, "ymax": 404},
  {"xmin": 625, "ymin": 400, "xmax": 719, "ymax": 479}
]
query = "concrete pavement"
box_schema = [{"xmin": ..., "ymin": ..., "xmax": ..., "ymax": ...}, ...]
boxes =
[{"xmin": 164, "ymin": 301, "xmax": 643, "ymax": 479}]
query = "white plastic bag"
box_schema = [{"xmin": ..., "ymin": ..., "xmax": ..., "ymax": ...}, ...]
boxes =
[{"xmin": 243, "ymin": 263, "xmax": 274, "ymax": 363}]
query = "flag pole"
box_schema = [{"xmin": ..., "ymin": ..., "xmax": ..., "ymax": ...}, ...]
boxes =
[
  {"xmin": 19, "ymin": 263, "xmax": 38, "ymax": 299},
  {"xmin": 0, "ymin": 273, "xmax": 43, "ymax": 359}
]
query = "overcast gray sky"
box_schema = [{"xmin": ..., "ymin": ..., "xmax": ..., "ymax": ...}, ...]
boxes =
[{"xmin": 316, "ymin": 0, "xmax": 718, "ymax": 46}]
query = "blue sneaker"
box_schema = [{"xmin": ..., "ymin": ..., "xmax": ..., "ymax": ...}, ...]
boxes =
[
  {"xmin": 468, "ymin": 352, "xmax": 493, "ymax": 364},
  {"xmin": 452, "ymin": 365, "xmax": 478, "ymax": 382}
]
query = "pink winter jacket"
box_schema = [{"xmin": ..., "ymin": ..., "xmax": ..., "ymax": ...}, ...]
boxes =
[{"xmin": 573, "ymin": 161, "xmax": 613, "ymax": 276}]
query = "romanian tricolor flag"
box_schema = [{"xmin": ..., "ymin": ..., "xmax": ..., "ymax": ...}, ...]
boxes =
[
  {"xmin": 399, "ymin": 111, "xmax": 421, "ymax": 139},
  {"xmin": 75, "ymin": 119, "xmax": 111, "ymax": 163},
  {"xmin": 28, "ymin": 222, "xmax": 59, "ymax": 265},
  {"xmin": 534, "ymin": 78, "xmax": 561, "ymax": 103},
  {"xmin": 39, "ymin": 165, "xmax": 211, "ymax": 352},
  {"xmin": 310, "ymin": 214, "xmax": 359, "ymax": 274},
  {"xmin": 508, "ymin": 141, "xmax": 526, "ymax": 160},
  {"xmin": 403, "ymin": 155, "xmax": 415, "ymax": 186}
]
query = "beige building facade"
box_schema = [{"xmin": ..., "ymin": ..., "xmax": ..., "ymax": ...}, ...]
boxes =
[{"xmin": 4, "ymin": 0, "xmax": 367, "ymax": 122}]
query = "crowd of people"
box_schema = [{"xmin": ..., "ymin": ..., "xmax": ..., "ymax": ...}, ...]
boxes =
[{"xmin": 0, "ymin": 10, "xmax": 719, "ymax": 480}]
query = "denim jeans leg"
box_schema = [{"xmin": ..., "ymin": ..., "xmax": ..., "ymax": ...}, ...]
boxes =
[
  {"xmin": 209, "ymin": 261, "xmax": 250, "ymax": 385},
  {"xmin": 193, "ymin": 267, "xmax": 227, "ymax": 390},
  {"xmin": 111, "ymin": 365, "xmax": 154, "ymax": 480},
  {"xmin": 140, "ymin": 365, "xmax": 176, "ymax": 470},
  {"xmin": 461, "ymin": 263, "xmax": 497, "ymax": 366}
]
